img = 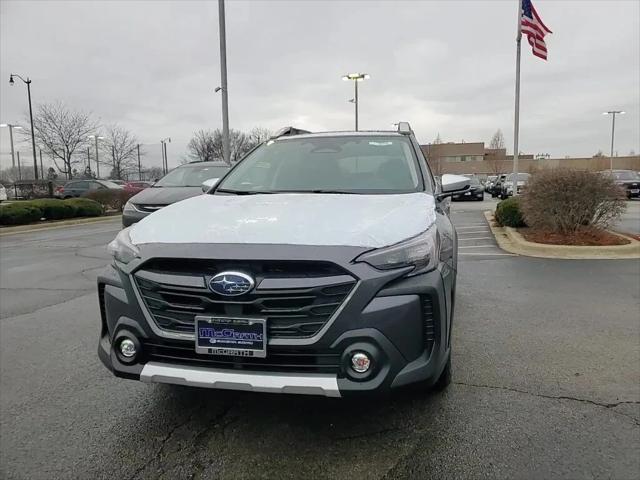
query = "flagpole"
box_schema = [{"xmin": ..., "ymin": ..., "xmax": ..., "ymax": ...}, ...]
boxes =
[{"xmin": 512, "ymin": 0, "xmax": 522, "ymax": 196}]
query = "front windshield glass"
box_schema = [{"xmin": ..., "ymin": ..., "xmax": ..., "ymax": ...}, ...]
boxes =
[
  {"xmin": 154, "ymin": 164, "xmax": 229, "ymax": 187},
  {"xmin": 612, "ymin": 171, "xmax": 639, "ymax": 181},
  {"xmin": 216, "ymin": 136, "xmax": 425, "ymax": 194}
]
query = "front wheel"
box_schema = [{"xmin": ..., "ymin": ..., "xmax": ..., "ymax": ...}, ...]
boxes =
[{"xmin": 432, "ymin": 354, "xmax": 452, "ymax": 391}]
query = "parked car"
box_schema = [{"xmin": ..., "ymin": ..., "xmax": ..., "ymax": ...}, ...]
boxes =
[
  {"xmin": 490, "ymin": 174, "xmax": 507, "ymax": 197},
  {"xmin": 54, "ymin": 179, "xmax": 123, "ymax": 199},
  {"xmin": 99, "ymin": 123, "xmax": 470, "ymax": 397},
  {"xmin": 604, "ymin": 170, "xmax": 640, "ymax": 199},
  {"xmin": 111, "ymin": 180, "xmax": 127, "ymax": 186},
  {"xmin": 500, "ymin": 173, "xmax": 530, "ymax": 199},
  {"xmin": 124, "ymin": 181, "xmax": 152, "ymax": 195},
  {"xmin": 122, "ymin": 161, "xmax": 230, "ymax": 226},
  {"xmin": 0, "ymin": 184, "xmax": 7, "ymax": 202},
  {"xmin": 452, "ymin": 176, "xmax": 484, "ymax": 201}
]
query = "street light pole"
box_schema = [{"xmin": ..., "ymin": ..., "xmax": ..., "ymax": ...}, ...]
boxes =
[
  {"xmin": 341, "ymin": 73, "xmax": 369, "ymax": 131},
  {"xmin": 137, "ymin": 144, "xmax": 142, "ymax": 180},
  {"xmin": 603, "ymin": 110, "xmax": 625, "ymax": 171},
  {"xmin": 218, "ymin": 0, "xmax": 231, "ymax": 165},
  {"xmin": 160, "ymin": 137, "xmax": 171, "ymax": 174},
  {"xmin": 88, "ymin": 135, "xmax": 104, "ymax": 178},
  {"xmin": 0, "ymin": 124, "xmax": 22, "ymax": 168},
  {"xmin": 9, "ymin": 74, "xmax": 38, "ymax": 179}
]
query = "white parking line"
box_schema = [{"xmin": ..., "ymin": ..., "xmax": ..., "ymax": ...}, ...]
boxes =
[
  {"xmin": 459, "ymin": 245, "xmax": 498, "ymax": 249},
  {"xmin": 457, "ymin": 230, "xmax": 490, "ymax": 235},
  {"xmin": 455, "ymin": 225, "xmax": 489, "ymax": 229}
]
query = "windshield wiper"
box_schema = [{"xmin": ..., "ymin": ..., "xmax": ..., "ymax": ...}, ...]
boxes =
[
  {"xmin": 215, "ymin": 189, "xmax": 275, "ymax": 195},
  {"xmin": 272, "ymin": 189, "xmax": 355, "ymax": 194}
]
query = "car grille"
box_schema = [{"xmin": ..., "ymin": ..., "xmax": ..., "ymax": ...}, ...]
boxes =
[
  {"xmin": 133, "ymin": 259, "xmax": 357, "ymax": 339},
  {"xmin": 134, "ymin": 204, "xmax": 167, "ymax": 213},
  {"xmin": 141, "ymin": 340, "xmax": 342, "ymax": 374}
]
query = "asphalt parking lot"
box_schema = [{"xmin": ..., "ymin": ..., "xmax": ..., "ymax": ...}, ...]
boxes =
[{"xmin": 1, "ymin": 202, "xmax": 639, "ymax": 480}]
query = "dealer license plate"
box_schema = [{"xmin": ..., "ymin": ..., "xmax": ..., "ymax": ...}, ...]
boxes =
[{"xmin": 195, "ymin": 316, "xmax": 266, "ymax": 358}]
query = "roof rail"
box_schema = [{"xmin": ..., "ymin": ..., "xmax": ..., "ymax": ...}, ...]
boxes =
[
  {"xmin": 272, "ymin": 126, "xmax": 311, "ymax": 138},
  {"xmin": 396, "ymin": 122, "xmax": 413, "ymax": 135}
]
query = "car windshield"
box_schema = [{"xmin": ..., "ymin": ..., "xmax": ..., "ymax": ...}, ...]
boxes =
[
  {"xmin": 154, "ymin": 164, "xmax": 229, "ymax": 187},
  {"xmin": 216, "ymin": 135, "xmax": 425, "ymax": 194},
  {"xmin": 612, "ymin": 171, "xmax": 639, "ymax": 181}
]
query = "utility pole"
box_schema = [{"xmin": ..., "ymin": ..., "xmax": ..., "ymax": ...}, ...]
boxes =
[
  {"xmin": 603, "ymin": 111, "xmax": 625, "ymax": 171},
  {"xmin": 218, "ymin": 0, "xmax": 231, "ymax": 164},
  {"xmin": 9, "ymin": 74, "xmax": 38, "ymax": 179},
  {"xmin": 112, "ymin": 145, "xmax": 116, "ymax": 179},
  {"xmin": 17, "ymin": 151, "xmax": 22, "ymax": 180},
  {"xmin": 40, "ymin": 149, "xmax": 44, "ymax": 180},
  {"xmin": 137, "ymin": 144, "xmax": 141, "ymax": 180}
]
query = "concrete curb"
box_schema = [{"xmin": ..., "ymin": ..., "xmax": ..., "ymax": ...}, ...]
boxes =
[
  {"xmin": 483, "ymin": 211, "xmax": 640, "ymax": 260},
  {"xmin": 0, "ymin": 215, "xmax": 121, "ymax": 236}
]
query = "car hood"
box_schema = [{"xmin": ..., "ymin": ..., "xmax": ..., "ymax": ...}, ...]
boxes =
[
  {"xmin": 129, "ymin": 186, "xmax": 203, "ymax": 205},
  {"xmin": 129, "ymin": 193, "xmax": 436, "ymax": 249}
]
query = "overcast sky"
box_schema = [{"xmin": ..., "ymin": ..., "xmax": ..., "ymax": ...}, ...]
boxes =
[{"xmin": 1, "ymin": 0, "xmax": 639, "ymax": 171}]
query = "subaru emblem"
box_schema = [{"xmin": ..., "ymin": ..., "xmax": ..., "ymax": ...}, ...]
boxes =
[{"xmin": 209, "ymin": 271, "xmax": 255, "ymax": 296}]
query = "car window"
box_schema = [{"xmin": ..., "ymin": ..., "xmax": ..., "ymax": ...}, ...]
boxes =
[
  {"xmin": 217, "ymin": 136, "xmax": 425, "ymax": 194},
  {"xmin": 70, "ymin": 181, "xmax": 89, "ymax": 189},
  {"xmin": 612, "ymin": 171, "xmax": 639, "ymax": 181},
  {"xmin": 98, "ymin": 180, "xmax": 123, "ymax": 189},
  {"xmin": 154, "ymin": 165, "xmax": 230, "ymax": 187}
]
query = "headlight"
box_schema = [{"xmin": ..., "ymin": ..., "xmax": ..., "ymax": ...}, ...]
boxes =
[
  {"xmin": 107, "ymin": 227, "xmax": 140, "ymax": 264},
  {"xmin": 123, "ymin": 201, "xmax": 135, "ymax": 212},
  {"xmin": 354, "ymin": 226, "xmax": 439, "ymax": 276}
]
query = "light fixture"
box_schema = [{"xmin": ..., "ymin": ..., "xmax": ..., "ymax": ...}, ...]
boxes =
[{"xmin": 351, "ymin": 352, "xmax": 371, "ymax": 373}]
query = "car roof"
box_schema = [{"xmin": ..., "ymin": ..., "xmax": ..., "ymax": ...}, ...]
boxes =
[{"xmin": 276, "ymin": 130, "xmax": 405, "ymax": 141}]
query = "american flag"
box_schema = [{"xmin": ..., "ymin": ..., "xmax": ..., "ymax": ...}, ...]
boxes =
[{"xmin": 521, "ymin": 0, "xmax": 552, "ymax": 60}]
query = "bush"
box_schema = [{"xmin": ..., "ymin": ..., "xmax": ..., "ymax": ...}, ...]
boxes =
[
  {"xmin": 63, "ymin": 198, "xmax": 103, "ymax": 217},
  {"xmin": 495, "ymin": 197, "xmax": 526, "ymax": 228},
  {"xmin": 0, "ymin": 204, "xmax": 43, "ymax": 225},
  {"xmin": 0, "ymin": 198, "xmax": 104, "ymax": 225},
  {"xmin": 521, "ymin": 168, "xmax": 626, "ymax": 234},
  {"xmin": 28, "ymin": 199, "xmax": 76, "ymax": 220},
  {"xmin": 85, "ymin": 189, "xmax": 134, "ymax": 212}
]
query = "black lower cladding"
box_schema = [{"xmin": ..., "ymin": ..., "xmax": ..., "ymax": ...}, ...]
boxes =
[{"xmin": 133, "ymin": 258, "xmax": 357, "ymax": 339}]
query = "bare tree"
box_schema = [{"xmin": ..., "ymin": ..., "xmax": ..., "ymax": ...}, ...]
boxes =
[
  {"xmin": 489, "ymin": 129, "xmax": 505, "ymax": 150},
  {"xmin": 248, "ymin": 127, "xmax": 272, "ymax": 146},
  {"xmin": 101, "ymin": 124, "xmax": 139, "ymax": 180},
  {"xmin": 187, "ymin": 128, "xmax": 268, "ymax": 165},
  {"xmin": 145, "ymin": 166, "xmax": 165, "ymax": 182},
  {"xmin": 29, "ymin": 102, "xmax": 98, "ymax": 179},
  {"xmin": 187, "ymin": 129, "xmax": 218, "ymax": 162}
]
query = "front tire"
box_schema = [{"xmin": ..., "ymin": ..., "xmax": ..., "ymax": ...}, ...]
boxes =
[{"xmin": 432, "ymin": 354, "xmax": 452, "ymax": 391}]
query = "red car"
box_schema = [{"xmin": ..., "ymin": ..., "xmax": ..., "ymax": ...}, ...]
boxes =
[{"xmin": 124, "ymin": 181, "xmax": 152, "ymax": 195}]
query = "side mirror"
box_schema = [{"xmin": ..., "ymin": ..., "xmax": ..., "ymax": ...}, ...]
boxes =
[
  {"xmin": 201, "ymin": 178, "xmax": 220, "ymax": 192},
  {"xmin": 438, "ymin": 174, "xmax": 471, "ymax": 200}
]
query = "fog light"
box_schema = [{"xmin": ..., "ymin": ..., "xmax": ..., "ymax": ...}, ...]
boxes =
[
  {"xmin": 119, "ymin": 338, "xmax": 137, "ymax": 358},
  {"xmin": 351, "ymin": 352, "xmax": 371, "ymax": 373}
]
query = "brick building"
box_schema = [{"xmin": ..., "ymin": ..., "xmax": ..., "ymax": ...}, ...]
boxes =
[{"xmin": 420, "ymin": 141, "xmax": 639, "ymax": 178}]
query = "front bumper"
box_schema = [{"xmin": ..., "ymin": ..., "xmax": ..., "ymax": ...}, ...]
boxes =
[
  {"xmin": 122, "ymin": 209, "xmax": 149, "ymax": 227},
  {"xmin": 97, "ymin": 245, "xmax": 453, "ymax": 397}
]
